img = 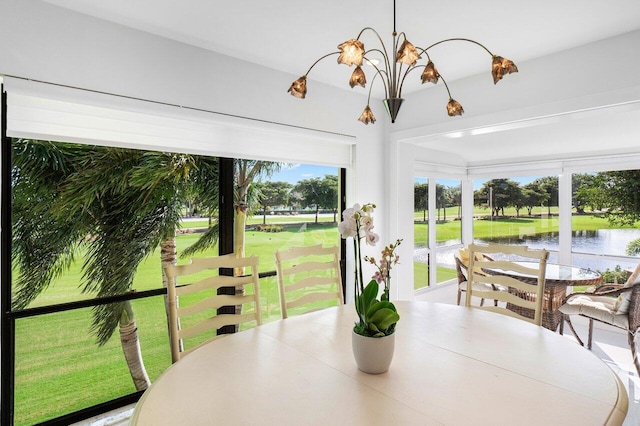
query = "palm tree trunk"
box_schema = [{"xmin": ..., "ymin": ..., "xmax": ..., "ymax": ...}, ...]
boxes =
[
  {"xmin": 234, "ymin": 203, "xmax": 248, "ymax": 274},
  {"xmin": 231, "ymin": 203, "xmax": 248, "ymax": 327},
  {"xmin": 161, "ymin": 236, "xmax": 178, "ymax": 351},
  {"xmin": 119, "ymin": 301, "xmax": 151, "ymax": 391}
]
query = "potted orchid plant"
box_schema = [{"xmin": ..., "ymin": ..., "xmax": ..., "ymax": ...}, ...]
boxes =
[{"xmin": 338, "ymin": 203, "xmax": 401, "ymax": 338}]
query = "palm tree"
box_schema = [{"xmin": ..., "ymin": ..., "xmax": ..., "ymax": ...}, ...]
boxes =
[
  {"xmin": 12, "ymin": 140, "xmax": 284, "ymax": 388},
  {"xmin": 232, "ymin": 160, "xmax": 282, "ymax": 271},
  {"xmin": 11, "ymin": 140, "xmax": 217, "ymax": 390}
]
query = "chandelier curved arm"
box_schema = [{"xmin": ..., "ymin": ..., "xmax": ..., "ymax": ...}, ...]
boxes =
[
  {"xmin": 358, "ymin": 27, "xmax": 393, "ymax": 91},
  {"xmin": 363, "ymin": 49, "xmax": 391, "ymax": 98},
  {"xmin": 357, "ymin": 71, "xmax": 382, "ymax": 124},
  {"xmin": 417, "ymin": 37, "xmax": 517, "ymax": 86},
  {"xmin": 357, "ymin": 27, "xmax": 391, "ymax": 59},
  {"xmin": 396, "ymin": 61, "xmax": 444, "ymax": 99},
  {"xmin": 366, "ymin": 71, "xmax": 381, "ymax": 105},
  {"xmin": 397, "ymin": 63, "xmax": 418, "ymax": 99},
  {"xmin": 391, "ymin": 31, "xmax": 410, "ymax": 95},
  {"xmin": 302, "ymin": 51, "xmax": 341, "ymax": 76},
  {"xmin": 420, "ymin": 37, "xmax": 494, "ymax": 57},
  {"xmin": 416, "ymin": 47, "xmax": 432, "ymax": 62},
  {"xmin": 438, "ymin": 74, "xmax": 454, "ymax": 99}
]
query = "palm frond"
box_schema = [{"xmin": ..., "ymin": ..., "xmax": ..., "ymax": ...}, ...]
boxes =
[{"xmin": 181, "ymin": 223, "xmax": 220, "ymax": 257}]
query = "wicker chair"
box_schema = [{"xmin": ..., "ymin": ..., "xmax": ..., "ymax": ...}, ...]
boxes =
[
  {"xmin": 559, "ymin": 262, "xmax": 640, "ymax": 376},
  {"xmin": 274, "ymin": 244, "xmax": 343, "ymax": 319},
  {"xmin": 164, "ymin": 254, "xmax": 262, "ymax": 363},
  {"xmin": 466, "ymin": 243, "xmax": 549, "ymax": 326}
]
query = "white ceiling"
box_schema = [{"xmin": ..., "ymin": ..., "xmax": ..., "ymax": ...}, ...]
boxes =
[
  {"xmin": 40, "ymin": 0, "xmax": 640, "ymax": 95},
  {"xmin": 38, "ymin": 0, "xmax": 640, "ymax": 165},
  {"xmin": 414, "ymin": 103, "xmax": 640, "ymax": 167}
]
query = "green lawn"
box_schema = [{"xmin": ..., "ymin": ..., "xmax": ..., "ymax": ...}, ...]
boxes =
[{"xmin": 414, "ymin": 212, "xmax": 616, "ymax": 246}]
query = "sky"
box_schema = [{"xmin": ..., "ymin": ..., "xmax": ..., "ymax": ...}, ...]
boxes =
[
  {"xmin": 265, "ymin": 163, "xmax": 541, "ymax": 189},
  {"xmin": 416, "ymin": 176, "xmax": 541, "ymax": 190},
  {"xmin": 261, "ymin": 164, "xmax": 338, "ymax": 184}
]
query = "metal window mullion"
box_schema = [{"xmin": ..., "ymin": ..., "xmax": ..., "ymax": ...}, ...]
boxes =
[{"xmin": 1, "ymin": 85, "xmax": 16, "ymax": 425}]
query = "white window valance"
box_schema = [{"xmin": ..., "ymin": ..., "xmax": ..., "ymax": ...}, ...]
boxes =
[{"xmin": 3, "ymin": 76, "xmax": 354, "ymax": 167}]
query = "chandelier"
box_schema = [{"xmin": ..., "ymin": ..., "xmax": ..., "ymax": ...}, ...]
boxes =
[{"xmin": 287, "ymin": 0, "xmax": 518, "ymax": 125}]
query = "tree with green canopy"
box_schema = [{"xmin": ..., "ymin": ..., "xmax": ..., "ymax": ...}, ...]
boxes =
[
  {"xmin": 414, "ymin": 182, "xmax": 428, "ymax": 222},
  {"xmin": 474, "ymin": 179, "xmax": 521, "ymax": 217},
  {"xmin": 293, "ymin": 175, "xmax": 338, "ymax": 224},
  {"xmin": 254, "ymin": 180, "xmax": 293, "ymax": 224}
]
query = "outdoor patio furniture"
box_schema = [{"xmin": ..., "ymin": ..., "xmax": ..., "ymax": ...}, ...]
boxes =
[
  {"xmin": 559, "ymin": 262, "xmax": 640, "ymax": 376},
  {"xmin": 274, "ymin": 244, "xmax": 343, "ymax": 319},
  {"xmin": 164, "ymin": 253, "xmax": 262, "ymax": 363},
  {"xmin": 467, "ymin": 243, "xmax": 549, "ymax": 326},
  {"xmin": 480, "ymin": 258, "xmax": 602, "ymax": 331}
]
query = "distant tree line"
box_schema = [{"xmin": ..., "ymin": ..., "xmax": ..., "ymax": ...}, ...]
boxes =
[
  {"xmin": 414, "ymin": 171, "xmax": 640, "ymax": 224},
  {"xmin": 253, "ymin": 174, "xmax": 339, "ymax": 224}
]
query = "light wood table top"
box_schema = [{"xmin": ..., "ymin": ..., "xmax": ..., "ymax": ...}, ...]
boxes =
[{"xmin": 131, "ymin": 301, "xmax": 628, "ymax": 425}]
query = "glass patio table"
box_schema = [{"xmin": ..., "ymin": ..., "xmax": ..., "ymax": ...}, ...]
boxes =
[{"xmin": 130, "ymin": 301, "xmax": 626, "ymax": 425}]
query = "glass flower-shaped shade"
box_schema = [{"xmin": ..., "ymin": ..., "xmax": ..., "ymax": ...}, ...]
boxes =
[
  {"xmin": 349, "ymin": 66, "xmax": 367, "ymax": 88},
  {"xmin": 446, "ymin": 98, "xmax": 464, "ymax": 116},
  {"xmin": 396, "ymin": 40, "xmax": 420, "ymax": 65},
  {"xmin": 421, "ymin": 61, "xmax": 440, "ymax": 84},
  {"xmin": 337, "ymin": 39, "xmax": 365, "ymax": 66},
  {"xmin": 358, "ymin": 105, "xmax": 376, "ymax": 124},
  {"xmin": 288, "ymin": 76, "xmax": 307, "ymax": 98},
  {"xmin": 491, "ymin": 55, "xmax": 518, "ymax": 84}
]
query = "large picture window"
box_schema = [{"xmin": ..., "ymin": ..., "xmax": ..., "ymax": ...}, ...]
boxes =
[
  {"xmin": 413, "ymin": 177, "xmax": 463, "ymax": 290},
  {"xmin": 472, "ymin": 175, "xmax": 560, "ymax": 263},
  {"xmin": 6, "ymin": 137, "xmax": 344, "ymax": 425},
  {"xmin": 571, "ymin": 170, "xmax": 640, "ymax": 276},
  {"xmin": 2, "ymin": 78, "xmax": 351, "ymax": 425}
]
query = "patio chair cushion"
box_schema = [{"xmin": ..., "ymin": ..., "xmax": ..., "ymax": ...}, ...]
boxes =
[
  {"xmin": 613, "ymin": 264, "xmax": 640, "ymax": 315},
  {"xmin": 560, "ymin": 295, "xmax": 628, "ymax": 329},
  {"xmin": 458, "ymin": 281, "xmax": 499, "ymax": 294},
  {"xmin": 458, "ymin": 248, "xmax": 484, "ymax": 263},
  {"xmin": 457, "ymin": 249, "xmax": 488, "ymax": 280}
]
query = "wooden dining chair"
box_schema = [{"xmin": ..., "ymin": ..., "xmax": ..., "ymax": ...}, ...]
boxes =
[
  {"xmin": 274, "ymin": 244, "xmax": 343, "ymax": 319},
  {"xmin": 559, "ymin": 262, "xmax": 640, "ymax": 376},
  {"xmin": 455, "ymin": 249, "xmax": 501, "ymax": 307},
  {"xmin": 466, "ymin": 243, "xmax": 549, "ymax": 326},
  {"xmin": 164, "ymin": 253, "xmax": 262, "ymax": 363}
]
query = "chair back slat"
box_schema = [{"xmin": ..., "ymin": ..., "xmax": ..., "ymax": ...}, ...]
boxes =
[
  {"xmin": 275, "ymin": 245, "xmax": 343, "ymax": 319},
  {"xmin": 467, "ymin": 243, "xmax": 548, "ymax": 326},
  {"xmin": 164, "ymin": 253, "xmax": 261, "ymax": 363}
]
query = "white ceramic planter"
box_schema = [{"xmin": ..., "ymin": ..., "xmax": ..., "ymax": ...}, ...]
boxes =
[{"xmin": 351, "ymin": 330, "xmax": 395, "ymax": 374}]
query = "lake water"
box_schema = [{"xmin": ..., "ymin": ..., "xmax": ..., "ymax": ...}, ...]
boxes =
[{"xmin": 414, "ymin": 228, "xmax": 640, "ymax": 272}]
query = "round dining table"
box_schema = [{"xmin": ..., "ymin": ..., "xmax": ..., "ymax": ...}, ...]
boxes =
[{"xmin": 130, "ymin": 301, "xmax": 627, "ymax": 425}]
